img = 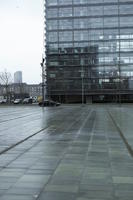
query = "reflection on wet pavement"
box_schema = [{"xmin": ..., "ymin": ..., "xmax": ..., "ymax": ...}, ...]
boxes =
[{"xmin": 0, "ymin": 104, "xmax": 133, "ymax": 199}]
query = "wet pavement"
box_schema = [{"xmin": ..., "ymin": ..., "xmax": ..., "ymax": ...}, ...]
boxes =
[{"xmin": 0, "ymin": 104, "xmax": 133, "ymax": 199}]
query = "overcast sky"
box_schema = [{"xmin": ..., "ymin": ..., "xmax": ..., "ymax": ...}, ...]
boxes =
[{"xmin": 0, "ymin": 0, "xmax": 44, "ymax": 84}]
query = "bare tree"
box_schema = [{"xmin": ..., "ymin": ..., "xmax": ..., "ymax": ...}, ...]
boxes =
[{"xmin": 0, "ymin": 69, "xmax": 12, "ymax": 101}]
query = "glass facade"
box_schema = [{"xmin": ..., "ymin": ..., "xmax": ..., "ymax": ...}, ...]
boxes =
[{"xmin": 45, "ymin": 0, "xmax": 133, "ymax": 103}]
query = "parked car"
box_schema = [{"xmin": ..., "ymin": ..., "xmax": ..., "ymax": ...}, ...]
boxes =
[
  {"xmin": 14, "ymin": 99, "xmax": 22, "ymax": 104},
  {"xmin": 23, "ymin": 98, "xmax": 32, "ymax": 104},
  {"xmin": 0, "ymin": 99, "xmax": 7, "ymax": 104},
  {"xmin": 39, "ymin": 100, "xmax": 61, "ymax": 107}
]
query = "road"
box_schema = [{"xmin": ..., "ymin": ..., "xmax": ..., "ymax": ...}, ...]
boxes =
[{"xmin": 0, "ymin": 104, "xmax": 133, "ymax": 200}]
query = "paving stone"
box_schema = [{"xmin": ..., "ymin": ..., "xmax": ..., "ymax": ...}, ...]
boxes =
[
  {"xmin": 0, "ymin": 190, "xmax": 7, "ymax": 195},
  {"xmin": 44, "ymin": 184, "xmax": 79, "ymax": 193},
  {"xmin": 76, "ymin": 198, "xmax": 113, "ymax": 200},
  {"xmin": 6, "ymin": 187, "xmax": 41, "ymax": 195},
  {"xmin": 0, "ymin": 182, "xmax": 14, "ymax": 190},
  {"xmin": 38, "ymin": 191, "xmax": 76, "ymax": 200},
  {"xmin": 113, "ymin": 177, "xmax": 133, "ymax": 184},
  {"xmin": 18, "ymin": 174, "xmax": 50, "ymax": 183},
  {"xmin": 78, "ymin": 190, "xmax": 114, "ymax": 199},
  {"xmin": 79, "ymin": 184, "xmax": 113, "ymax": 192},
  {"xmin": 0, "ymin": 194, "xmax": 36, "ymax": 200}
]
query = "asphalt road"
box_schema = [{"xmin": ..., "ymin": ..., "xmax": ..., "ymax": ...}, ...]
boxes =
[{"xmin": 0, "ymin": 104, "xmax": 133, "ymax": 200}]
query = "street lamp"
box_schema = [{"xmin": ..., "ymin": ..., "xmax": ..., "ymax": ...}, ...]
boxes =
[
  {"xmin": 118, "ymin": 0, "xmax": 121, "ymax": 105},
  {"xmin": 40, "ymin": 56, "xmax": 46, "ymax": 102},
  {"xmin": 80, "ymin": 63, "xmax": 84, "ymax": 105}
]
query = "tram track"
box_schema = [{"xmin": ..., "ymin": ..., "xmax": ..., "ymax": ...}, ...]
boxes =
[
  {"xmin": 0, "ymin": 112, "xmax": 41, "ymax": 123},
  {"xmin": 108, "ymin": 110, "xmax": 133, "ymax": 157},
  {"xmin": 0, "ymin": 126, "xmax": 49, "ymax": 156},
  {"xmin": 1, "ymin": 107, "xmax": 131, "ymax": 159},
  {"xmin": 0, "ymin": 108, "xmax": 64, "ymax": 133},
  {"xmin": 0, "ymin": 106, "xmax": 87, "ymax": 157},
  {"xmin": 0, "ymin": 109, "xmax": 62, "ymax": 156}
]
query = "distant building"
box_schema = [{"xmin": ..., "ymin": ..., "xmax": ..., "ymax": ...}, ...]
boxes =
[
  {"xmin": 25, "ymin": 84, "xmax": 42, "ymax": 99},
  {"xmin": 14, "ymin": 71, "xmax": 22, "ymax": 84},
  {"xmin": 0, "ymin": 83, "xmax": 42, "ymax": 100}
]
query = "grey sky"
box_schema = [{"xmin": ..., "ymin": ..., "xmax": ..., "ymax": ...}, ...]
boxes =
[{"xmin": 0, "ymin": 0, "xmax": 44, "ymax": 84}]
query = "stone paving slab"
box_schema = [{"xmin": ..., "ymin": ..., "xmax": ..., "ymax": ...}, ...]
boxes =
[
  {"xmin": 109, "ymin": 105, "xmax": 133, "ymax": 152},
  {"xmin": 0, "ymin": 105, "xmax": 133, "ymax": 199}
]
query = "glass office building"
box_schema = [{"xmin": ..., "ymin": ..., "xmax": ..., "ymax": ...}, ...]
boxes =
[{"xmin": 45, "ymin": 0, "xmax": 133, "ymax": 103}]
